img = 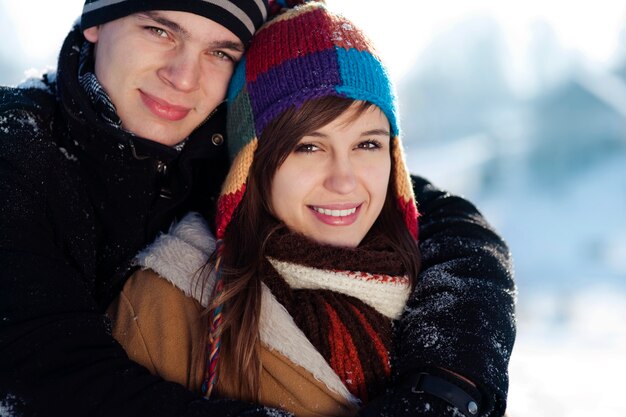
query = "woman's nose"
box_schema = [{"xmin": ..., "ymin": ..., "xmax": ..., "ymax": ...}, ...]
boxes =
[{"xmin": 324, "ymin": 156, "xmax": 357, "ymax": 194}]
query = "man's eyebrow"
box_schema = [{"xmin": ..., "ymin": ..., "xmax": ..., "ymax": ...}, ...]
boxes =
[
  {"xmin": 137, "ymin": 11, "xmax": 244, "ymax": 52},
  {"xmin": 211, "ymin": 40, "xmax": 245, "ymax": 53},
  {"xmin": 138, "ymin": 12, "xmax": 190, "ymax": 38}
]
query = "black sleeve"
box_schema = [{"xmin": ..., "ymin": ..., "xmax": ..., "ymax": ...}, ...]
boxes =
[
  {"xmin": 396, "ymin": 175, "xmax": 516, "ymax": 416},
  {"xmin": 0, "ymin": 152, "xmax": 288, "ymax": 417}
]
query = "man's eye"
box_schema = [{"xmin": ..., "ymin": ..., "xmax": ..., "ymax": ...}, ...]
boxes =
[
  {"xmin": 147, "ymin": 26, "xmax": 168, "ymax": 38},
  {"xmin": 213, "ymin": 51, "xmax": 234, "ymax": 62}
]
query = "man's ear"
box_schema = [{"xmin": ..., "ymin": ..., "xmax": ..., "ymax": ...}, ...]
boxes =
[{"xmin": 83, "ymin": 26, "xmax": 100, "ymax": 43}]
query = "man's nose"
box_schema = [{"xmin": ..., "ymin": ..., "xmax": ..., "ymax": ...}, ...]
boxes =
[{"xmin": 158, "ymin": 49, "xmax": 201, "ymax": 93}]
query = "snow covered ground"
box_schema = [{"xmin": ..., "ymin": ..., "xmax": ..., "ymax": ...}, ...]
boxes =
[{"xmin": 508, "ymin": 288, "xmax": 626, "ymax": 416}]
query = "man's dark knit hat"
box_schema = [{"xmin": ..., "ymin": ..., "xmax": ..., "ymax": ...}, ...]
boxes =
[{"xmin": 81, "ymin": 0, "xmax": 271, "ymax": 44}]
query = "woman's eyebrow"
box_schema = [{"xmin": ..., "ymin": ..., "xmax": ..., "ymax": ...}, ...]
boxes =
[
  {"xmin": 361, "ymin": 129, "xmax": 391, "ymax": 136},
  {"xmin": 303, "ymin": 128, "xmax": 390, "ymax": 139},
  {"xmin": 304, "ymin": 132, "xmax": 328, "ymax": 138}
]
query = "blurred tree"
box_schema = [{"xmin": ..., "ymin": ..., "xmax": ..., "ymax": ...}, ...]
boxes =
[{"xmin": 399, "ymin": 16, "xmax": 513, "ymax": 146}]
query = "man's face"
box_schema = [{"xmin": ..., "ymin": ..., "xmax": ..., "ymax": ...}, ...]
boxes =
[{"xmin": 83, "ymin": 11, "xmax": 244, "ymax": 146}]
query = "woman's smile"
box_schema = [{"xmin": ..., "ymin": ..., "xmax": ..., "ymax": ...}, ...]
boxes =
[{"xmin": 308, "ymin": 204, "xmax": 362, "ymax": 225}]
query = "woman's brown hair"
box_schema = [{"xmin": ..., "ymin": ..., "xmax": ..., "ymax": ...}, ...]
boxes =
[{"xmin": 211, "ymin": 95, "xmax": 420, "ymax": 401}]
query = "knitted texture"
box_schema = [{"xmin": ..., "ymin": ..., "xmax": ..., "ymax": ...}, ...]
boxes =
[
  {"xmin": 268, "ymin": 258, "xmax": 410, "ymax": 319},
  {"xmin": 81, "ymin": 0, "xmax": 272, "ymax": 44},
  {"xmin": 261, "ymin": 229, "xmax": 409, "ymax": 403},
  {"xmin": 220, "ymin": 1, "xmax": 418, "ymax": 240}
]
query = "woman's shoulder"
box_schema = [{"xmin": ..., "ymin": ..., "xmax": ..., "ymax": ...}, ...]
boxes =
[{"xmin": 133, "ymin": 212, "xmax": 217, "ymax": 307}]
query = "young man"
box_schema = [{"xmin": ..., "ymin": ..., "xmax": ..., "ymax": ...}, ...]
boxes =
[{"xmin": 0, "ymin": 1, "xmax": 515, "ymax": 416}]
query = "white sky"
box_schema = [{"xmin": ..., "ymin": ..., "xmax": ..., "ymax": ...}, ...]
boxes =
[
  {"xmin": 2, "ymin": 0, "xmax": 626, "ymax": 83},
  {"xmin": 326, "ymin": 0, "xmax": 626, "ymax": 81},
  {"xmin": 2, "ymin": 1, "xmax": 82, "ymax": 58}
]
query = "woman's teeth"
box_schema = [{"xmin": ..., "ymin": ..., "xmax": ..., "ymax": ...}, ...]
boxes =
[{"xmin": 313, "ymin": 207, "xmax": 357, "ymax": 217}]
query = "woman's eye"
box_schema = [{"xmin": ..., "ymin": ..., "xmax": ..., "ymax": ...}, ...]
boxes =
[
  {"xmin": 295, "ymin": 143, "xmax": 319, "ymax": 153},
  {"xmin": 358, "ymin": 140, "xmax": 382, "ymax": 150}
]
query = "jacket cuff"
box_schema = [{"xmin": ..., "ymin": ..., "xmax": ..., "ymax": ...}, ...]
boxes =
[{"xmin": 399, "ymin": 372, "xmax": 483, "ymax": 416}]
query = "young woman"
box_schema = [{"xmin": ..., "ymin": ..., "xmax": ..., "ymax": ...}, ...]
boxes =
[{"xmin": 108, "ymin": 2, "xmax": 487, "ymax": 416}]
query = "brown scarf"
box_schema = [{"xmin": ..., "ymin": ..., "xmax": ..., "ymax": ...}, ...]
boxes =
[{"xmin": 261, "ymin": 228, "xmax": 410, "ymax": 403}]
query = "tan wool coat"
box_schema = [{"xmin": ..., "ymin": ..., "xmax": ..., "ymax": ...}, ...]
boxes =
[{"xmin": 107, "ymin": 214, "xmax": 358, "ymax": 417}]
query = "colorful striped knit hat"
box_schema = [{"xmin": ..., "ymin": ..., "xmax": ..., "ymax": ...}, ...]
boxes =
[
  {"xmin": 217, "ymin": 0, "xmax": 419, "ymax": 241},
  {"xmin": 81, "ymin": 0, "xmax": 274, "ymax": 44}
]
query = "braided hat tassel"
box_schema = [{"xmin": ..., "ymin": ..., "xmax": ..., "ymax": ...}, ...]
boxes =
[{"xmin": 201, "ymin": 241, "xmax": 226, "ymax": 398}]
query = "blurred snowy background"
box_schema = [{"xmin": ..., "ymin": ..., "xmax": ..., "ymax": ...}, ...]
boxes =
[{"xmin": 2, "ymin": 1, "xmax": 625, "ymax": 415}]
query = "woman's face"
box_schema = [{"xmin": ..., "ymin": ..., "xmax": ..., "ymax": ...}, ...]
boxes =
[{"xmin": 270, "ymin": 104, "xmax": 391, "ymax": 248}]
